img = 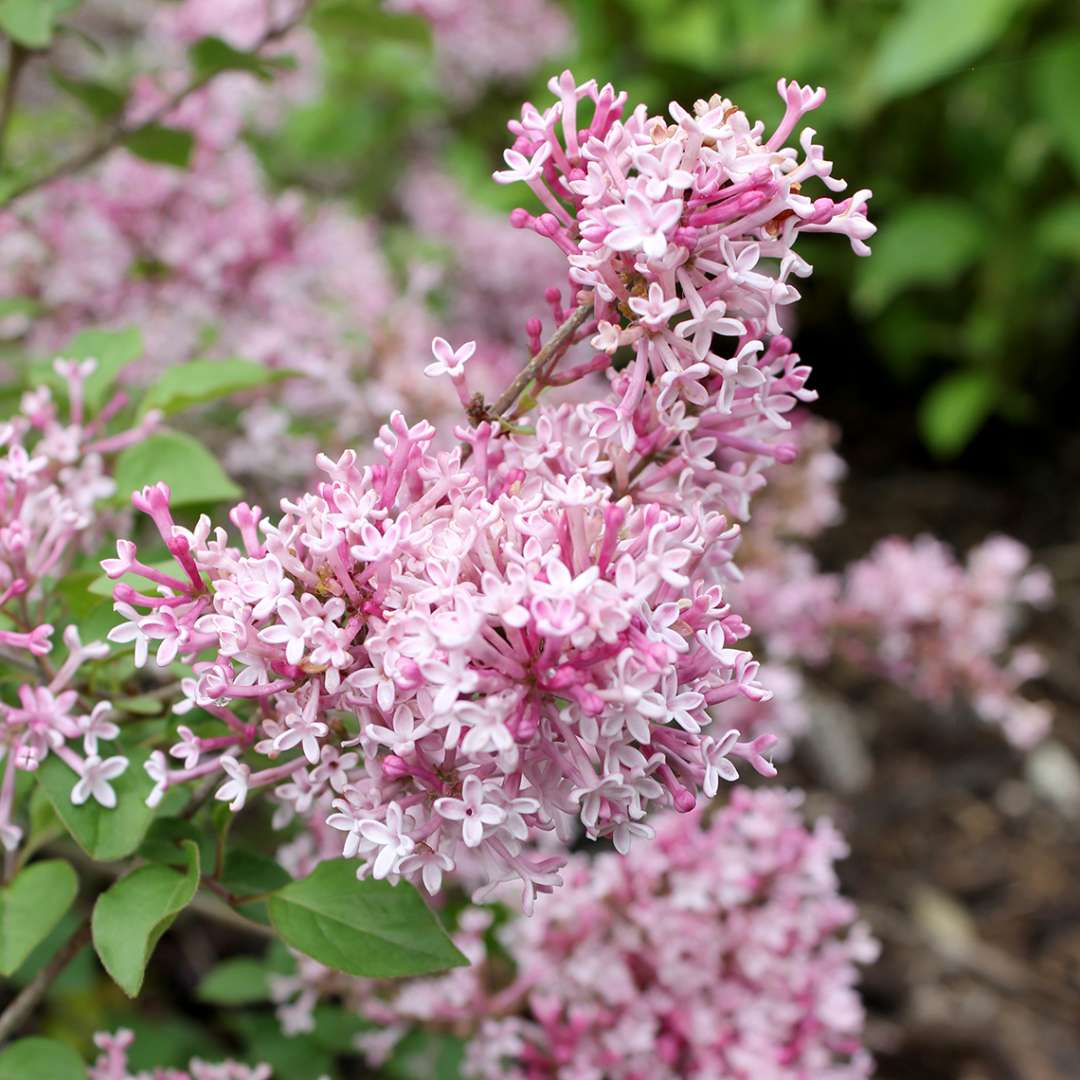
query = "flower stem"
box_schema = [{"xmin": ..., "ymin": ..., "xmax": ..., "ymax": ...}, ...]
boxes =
[
  {"xmin": 491, "ymin": 301, "xmax": 592, "ymax": 418},
  {"xmin": 0, "ymin": 915, "xmax": 91, "ymax": 1043}
]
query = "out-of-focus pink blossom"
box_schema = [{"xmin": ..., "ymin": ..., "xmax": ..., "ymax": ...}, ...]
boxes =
[{"xmin": 275, "ymin": 789, "xmax": 879, "ymax": 1080}]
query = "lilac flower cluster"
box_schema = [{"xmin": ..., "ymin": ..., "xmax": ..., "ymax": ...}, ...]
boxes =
[
  {"xmin": 89, "ymin": 1029, "xmax": 268, "ymax": 1080},
  {"xmin": 275, "ymin": 789, "xmax": 879, "ymax": 1080},
  {"xmin": 494, "ymin": 73, "xmax": 873, "ymax": 525},
  {"xmin": 837, "ymin": 534, "xmax": 1052, "ymax": 744},
  {"xmin": 110, "ymin": 431, "xmax": 772, "ymax": 910},
  {"xmin": 104, "ymin": 74, "xmax": 875, "ymax": 907},
  {"xmin": 731, "ymin": 419, "xmax": 1053, "ymax": 747},
  {"xmin": 0, "ymin": 362, "xmax": 157, "ymax": 853}
]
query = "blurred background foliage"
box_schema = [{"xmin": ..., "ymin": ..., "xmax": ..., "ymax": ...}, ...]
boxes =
[{"xmin": 257, "ymin": 0, "xmax": 1080, "ymax": 460}]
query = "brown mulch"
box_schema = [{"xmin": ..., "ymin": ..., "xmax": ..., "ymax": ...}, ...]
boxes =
[{"xmin": 792, "ymin": 412, "xmax": 1080, "ymax": 1080}]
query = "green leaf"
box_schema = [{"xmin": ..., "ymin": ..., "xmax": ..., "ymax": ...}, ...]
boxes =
[
  {"xmin": 867, "ymin": 0, "xmax": 1027, "ymax": 103},
  {"xmin": 387, "ymin": 1030, "xmax": 466, "ymax": 1080},
  {"xmin": 189, "ymin": 35, "xmax": 278, "ymax": 81},
  {"xmin": 91, "ymin": 839, "xmax": 200, "ymax": 996},
  {"xmin": 310, "ymin": 1003, "xmax": 373, "ymax": 1052},
  {"xmin": 113, "ymin": 430, "xmax": 241, "ymax": 508},
  {"xmin": 197, "ymin": 956, "xmax": 271, "ymax": 1005},
  {"xmin": 138, "ymin": 818, "xmax": 213, "ymax": 869},
  {"xmin": 1032, "ymin": 35, "xmax": 1080, "ymax": 180},
  {"xmin": 51, "ymin": 70, "xmax": 125, "ymax": 119},
  {"xmin": 36, "ymin": 748, "xmax": 155, "ymax": 861},
  {"xmin": 1036, "ymin": 199, "xmax": 1080, "ymax": 260},
  {"xmin": 268, "ymin": 859, "xmax": 467, "ymax": 978},
  {"xmin": 124, "ymin": 124, "xmax": 195, "ymax": 168},
  {"xmin": 854, "ymin": 199, "xmax": 985, "ymax": 313},
  {"xmin": 0, "ymin": 296, "xmax": 42, "ymax": 320},
  {"xmin": 0, "ymin": 1037, "xmax": 84, "ymax": 1080},
  {"xmin": 31, "ymin": 326, "xmax": 142, "ymax": 412},
  {"xmin": 138, "ymin": 358, "xmax": 294, "ymax": 418},
  {"xmin": 220, "ymin": 849, "xmax": 291, "ymax": 924},
  {"xmin": 0, "ymin": 0, "xmax": 80, "ymax": 48},
  {"xmin": 918, "ymin": 369, "xmax": 998, "ymax": 457},
  {"xmin": 219, "ymin": 849, "xmax": 291, "ymax": 896},
  {"xmin": 224, "ymin": 1011, "xmax": 334, "ymax": 1080},
  {"xmin": 0, "ymin": 859, "xmax": 78, "ymax": 976}
]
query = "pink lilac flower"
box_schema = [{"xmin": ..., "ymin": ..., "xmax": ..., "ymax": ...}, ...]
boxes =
[
  {"xmin": 490, "ymin": 73, "xmax": 873, "ymax": 528},
  {"xmin": 275, "ymin": 789, "xmax": 879, "ymax": 1080},
  {"xmin": 836, "ymin": 533, "xmax": 1053, "ymax": 746},
  {"xmin": 731, "ymin": 428, "xmax": 1052, "ymax": 746},
  {"xmin": 0, "ymin": 364, "xmax": 154, "ymax": 850},
  {"xmin": 70, "ymin": 755, "xmax": 129, "ymax": 809}
]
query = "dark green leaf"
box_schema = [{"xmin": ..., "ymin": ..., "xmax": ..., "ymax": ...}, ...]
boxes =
[
  {"xmin": 854, "ymin": 199, "xmax": 984, "ymax": 313},
  {"xmin": 387, "ymin": 1030, "xmax": 466, "ymax": 1080},
  {"xmin": 189, "ymin": 35, "xmax": 277, "ymax": 81},
  {"xmin": 36, "ymin": 748, "xmax": 155, "ymax": 861},
  {"xmin": 1032, "ymin": 35, "xmax": 1080, "ymax": 179},
  {"xmin": 310, "ymin": 1003, "xmax": 373, "ymax": 1052},
  {"xmin": 124, "ymin": 124, "xmax": 195, "ymax": 168},
  {"xmin": 113, "ymin": 430, "xmax": 241, "ymax": 508},
  {"xmin": 0, "ymin": 1037, "xmax": 84, "ymax": 1080},
  {"xmin": 138, "ymin": 358, "xmax": 295, "ymax": 418},
  {"xmin": 51, "ymin": 70, "xmax": 125, "ymax": 119},
  {"xmin": 919, "ymin": 370, "xmax": 998, "ymax": 457},
  {"xmin": 268, "ymin": 858, "xmax": 467, "ymax": 978},
  {"xmin": 138, "ymin": 817, "xmax": 214, "ymax": 869},
  {"xmin": 0, "ymin": 859, "xmax": 78, "ymax": 975},
  {"xmin": 220, "ymin": 849, "xmax": 291, "ymax": 896},
  {"xmin": 92, "ymin": 839, "xmax": 200, "ymax": 996},
  {"xmin": 867, "ymin": 0, "xmax": 1027, "ymax": 103},
  {"xmin": 197, "ymin": 956, "xmax": 270, "ymax": 1005}
]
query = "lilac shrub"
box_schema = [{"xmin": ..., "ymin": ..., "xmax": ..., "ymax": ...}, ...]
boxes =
[
  {"xmin": 106, "ymin": 74, "xmax": 873, "ymax": 910},
  {"xmin": 0, "ymin": 5, "xmax": 1049, "ymax": 1072},
  {"xmin": 0, "ymin": 1, "xmax": 559, "ymax": 488}
]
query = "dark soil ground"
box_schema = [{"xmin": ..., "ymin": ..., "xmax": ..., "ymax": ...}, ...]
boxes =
[{"xmin": 799, "ymin": 365, "xmax": 1080, "ymax": 1080}]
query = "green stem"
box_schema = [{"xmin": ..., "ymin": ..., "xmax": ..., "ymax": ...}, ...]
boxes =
[{"xmin": 0, "ymin": 40, "xmax": 29, "ymax": 171}]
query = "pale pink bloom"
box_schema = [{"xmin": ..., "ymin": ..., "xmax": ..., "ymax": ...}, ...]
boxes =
[
  {"xmin": 215, "ymin": 755, "xmax": 250, "ymax": 812},
  {"xmin": 434, "ymin": 775, "xmax": 506, "ymax": 848},
  {"xmin": 71, "ymin": 755, "xmax": 129, "ymax": 809}
]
